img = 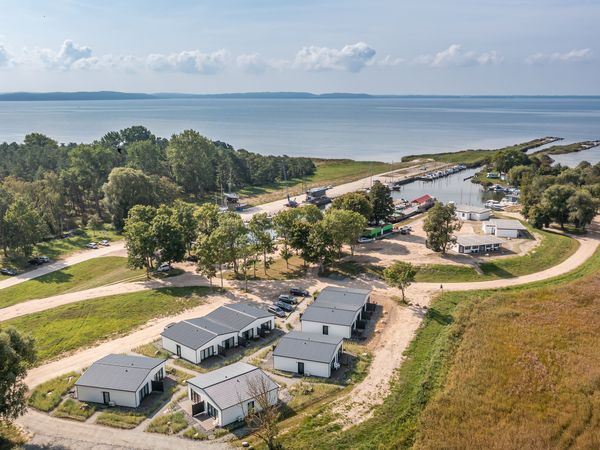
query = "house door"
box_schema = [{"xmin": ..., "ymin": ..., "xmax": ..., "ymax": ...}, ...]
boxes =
[
  {"xmin": 176, "ymin": 345, "xmax": 181, "ymax": 357},
  {"xmin": 102, "ymin": 391, "xmax": 110, "ymax": 404},
  {"xmin": 298, "ymin": 362, "xmax": 305, "ymax": 375}
]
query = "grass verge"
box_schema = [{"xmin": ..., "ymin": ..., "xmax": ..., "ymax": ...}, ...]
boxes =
[
  {"xmin": 0, "ymin": 421, "xmax": 27, "ymax": 450},
  {"xmin": 28, "ymin": 372, "xmax": 79, "ymax": 412},
  {"xmin": 145, "ymin": 411, "xmax": 188, "ymax": 434},
  {"xmin": 52, "ymin": 399, "xmax": 96, "ymax": 421},
  {"xmin": 182, "ymin": 426, "xmax": 208, "ymax": 440},
  {"xmin": 5, "ymin": 287, "xmax": 209, "ymax": 363},
  {"xmin": 0, "ymin": 257, "xmax": 145, "ymax": 309},
  {"xmin": 95, "ymin": 410, "xmax": 147, "ymax": 429}
]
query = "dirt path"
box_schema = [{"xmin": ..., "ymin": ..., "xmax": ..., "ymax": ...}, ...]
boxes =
[
  {"xmin": 0, "ymin": 241, "xmax": 126, "ymax": 290},
  {"xmin": 18, "ymin": 409, "xmax": 231, "ymax": 450}
]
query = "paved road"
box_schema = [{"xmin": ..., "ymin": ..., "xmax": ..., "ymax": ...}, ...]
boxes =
[
  {"xmin": 20, "ymin": 409, "xmax": 231, "ymax": 450},
  {"xmin": 0, "ymin": 241, "xmax": 126, "ymax": 290}
]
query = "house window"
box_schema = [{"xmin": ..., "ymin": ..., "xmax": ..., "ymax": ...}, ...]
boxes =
[
  {"xmin": 154, "ymin": 367, "xmax": 164, "ymax": 381},
  {"xmin": 201, "ymin": 346, "xmax": 214, "ymax": 360},
  {"xmin": 247, "ymin": 400, "xmax": 255, "ymax": 413},
  {"xmin": 323, "ymin": 325, "xmax": 329, "ymax": 335},
  {"xmin": 191, "ymin": 389, "xmax": 201, "ymax": 404}
]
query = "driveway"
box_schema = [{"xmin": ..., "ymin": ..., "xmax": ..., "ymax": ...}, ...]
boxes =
[{"xmin": 0, "ymin": 241, "xmax": 126, "ymax": 290}]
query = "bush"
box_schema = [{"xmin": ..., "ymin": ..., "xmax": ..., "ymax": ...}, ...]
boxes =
[
  {"xmin": 145, "ymin": 411, "xmax": 188, "ymax": 434},
  {"xmin": 182, "ymin": 427, "xmax": 208, "ymax": 440}
]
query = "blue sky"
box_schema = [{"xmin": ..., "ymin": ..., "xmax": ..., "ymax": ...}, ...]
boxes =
[{"xmin": 0, "ymin": 0, "xmax": 598, "ymax": 94}]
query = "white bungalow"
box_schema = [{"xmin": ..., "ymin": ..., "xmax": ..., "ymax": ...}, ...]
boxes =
[
  {"xmin": 482, "ymin": 219, "xmax": 527, "ymax": 238},
  {"xmin": 455, "ymin": 204, "xmax": 492, "ymax": 221},
  {"xmin": 453, "ymin": 234, "xmax": 505, "ymax": 254}
]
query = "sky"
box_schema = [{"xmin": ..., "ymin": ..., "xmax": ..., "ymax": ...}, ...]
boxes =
[{"xmin": 0, "ymin": 0, "xmax": 599, "ymax": 95}]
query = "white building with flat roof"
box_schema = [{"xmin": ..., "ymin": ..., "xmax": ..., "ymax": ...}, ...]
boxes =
[
  {"xmin": 455, "ymin": 204, "xmax": 492, "ymax": 221},
  {"xmin": 453, "ymin": 234, "xmax": 505, "ymax": 254}
]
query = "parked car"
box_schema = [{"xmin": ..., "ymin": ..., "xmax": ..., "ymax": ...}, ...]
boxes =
[
  {"xmin": 357, "ymin": 237, "xmax": 374, "ymax": 243},
  {"xmin": 157, "ymin": 262, "xmax": 171, "ymax": 273},
  {"xmin": 278, "ymin": 294, "xmax": 298, "ymax": 305},
  {"xmin": 290, "ymin": 287, "xmax": 309, "ymax": 297},
  {"xmin": 186, "ymin": 255, "xmax": 198, "ymax": 263},
  {"xmin": 86, "ymin": 242, "xmax": 99, "ymax": 249},
  {"xmin": 38, "ymin": 255, "xmax": 50, "ymax": 263},
  {"xmin": 99, "ymin": 239, "xmax": 110, "ymax": 246},
  {"xmin": 28, "ymin": 256, "xmax": 49, "ymax": 265},
  {"xmin": 274, "ymin": 301, "xmax": 294, "ymax": 312},
  {"xmin": 0, "ymin": 268, "xmax": 16, "ymax": 276},
  {"xmin": 268, "ymin": 305, "xmax": 287, "ymax": 318}
]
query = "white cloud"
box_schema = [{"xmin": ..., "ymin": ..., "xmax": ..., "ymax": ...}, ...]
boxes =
[
  {"xmin": 525, "ymin": 48, "xmax": 593, "ymax": 65},
  {"xmin": 415, "ymin": 44, "xmax": 502, "ymax": 67},
  {"xmin": 0, "ymin": 44, "xmax": 10, "ymax": 67},
  {"xmin": 293, "ymin": 42, "xmax": 376, "ymax": 72},
  {"xmin": 236, "ymin": 53, "xmax": 268, "ymax": 74},
  {"xmin": 21, "ymin": 40, "xmax": 95, "ymax": 70},
  {"xmin": 376, "ymin": 54, "xmax": 403, "ymax": 67},
  {"xmin": 146, "ymin": 50, "xmax": 229, "ymax": 74}
]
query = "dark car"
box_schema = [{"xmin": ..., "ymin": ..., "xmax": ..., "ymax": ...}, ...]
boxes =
[
  {"xmin": 186, "ymin": 255, "xmax": 198, "ymax": 263},
  {"xmin": 290, "ymin": 288, "xmax": 309, "ymax": 297},
  {"xmin": 274, "ymin": 301, "xmax": 294, "ymax": 312},
  {"xmin": 28, "ymin": 257, "xmax": 43, "ymax": 266},
  {"xmin": 268, "ymin": 305, "xmax": 287, "ymax": 318},
  {"xmin": 0, "ymin": 268, "xmax": 16, "ymax": 276},
  {"xmin": 278, "ymin": 294, "xmax": 298, "ymax": 305}
]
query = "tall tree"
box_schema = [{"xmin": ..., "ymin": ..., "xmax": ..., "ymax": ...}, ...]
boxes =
[
  {"xmin": 273, "ymin": 209, "xmax": 301, "ymax": 268},
  {"xmin": 369, "ymin": 183, "xmax": 394, "ymax": 224},
  {"xmin": 167, "ymin": 130, "xmax": 217, "ymax": 194},
  {"xmin": 126, "ymin": 140, "xmax": 169, "ymax": 176},
  {"xmin": 172, "ymin": 200, "xmax": 199, "ymax": 254},
  {"xmin": 123, "ymin": 205, "xmax": 157, "ymax": 273},
  {"xmin": 248, "ymin": 213, "xmax": 275, "ymax": 274},
  {"xmin": 194, "ymin": 235, "xmax": 219, "ymax": 288},
  {"xmin": 423, "ymin": 203, "xmax": 462, "ymax": 254},
  {"xmin": 541, "ymin": 184, "xmax": 577, "ymax": 229},
  {"xmin": 212, "ymin": 212, "xmax": 246, "ymax": 274},
  {"xmin": 4, "ymin": 198, "xmax": 47, "ymax": 257},
  {"xmin": 567, "ymin": 189, "xmax": 598, "ymax": 230},
  {"xmin": 494, "ymin": 148, "xmax": 530, "ymax": 173},
  {"xmin": 196, "ymin": 203, "xmax": 221, "ymax": 236},
  {"xmin": 331, "ymin": 192, "xmax": 373, "ymax": 219},
  {"xmin": 0, "ymin": 328, "xmax": 36, "ymax": 423},
  {"xmin": 304, "ymin": 222, "xmax": 337, "ymax": 273},
  {"xmin": 383, "ymin": 261, "xmax": 416, "ymax": 301},
  {"xmin": 323, "ymin": 209, "xmax": 367, "ymax": 256},
  {"xmin": 152, "ymin": 205, "xmax": 185, "ymax": 264}
]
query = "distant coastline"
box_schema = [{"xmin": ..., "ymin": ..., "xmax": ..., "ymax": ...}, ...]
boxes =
[{"xmin": 1, "ymin": 91, "xmax": 600, "ymax": 101}]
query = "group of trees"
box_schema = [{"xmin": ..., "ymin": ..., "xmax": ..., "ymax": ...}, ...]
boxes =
[
  {"xmin": 331, "ymin": 182, "xmax": 394, "ymax": 225},
  {"xmin": 0, "ymin": 127, "xmax": 315, "ymax": 258}
]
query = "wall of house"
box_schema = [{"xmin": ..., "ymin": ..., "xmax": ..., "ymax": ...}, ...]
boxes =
[
  {"xmin": 482, "ymin": 223, "xmax": 495, "ymax": 235},
  {"xmin": 301, "ymin": 320, "xmax": 351, "ymax": 339},
  {"xmin": 76, "ymin": 386, "xmax": 138, "ymax": 407},
  {"xmin": 496, "ymin": 228, "xmax": 518, "ymax": 238},
  {"xmin": 162, "ymin": 336, "xmax": 199, "ymax": 363},
  {"xmin": 473, "ymin": 212, "xmax": 491, "ymax": 221},
  {"xmin": 273, "ymin": 355, "xmax": 331, "ymax": 378},
  {"xmin": 220, "ymin": 388, "xmax": 279, "ymax": 427},
  {"xmin": 239, "ymin": 317, "xmax": 275, "ymax": 339}
]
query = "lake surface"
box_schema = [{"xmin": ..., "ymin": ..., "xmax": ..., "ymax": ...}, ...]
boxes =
[{"xmin": 1, "ymin": 97, "xmax": 599, "ymax": 162}]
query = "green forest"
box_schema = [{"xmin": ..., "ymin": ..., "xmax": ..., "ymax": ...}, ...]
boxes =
[{"xmin": 0, "ymin": 126, "xmax": 315, "ymax": 256}]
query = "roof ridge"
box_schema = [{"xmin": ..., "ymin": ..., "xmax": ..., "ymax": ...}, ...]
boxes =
[
  {"xmin": 222, "ymin": 303, "xmax": 260, "ymax": 319},
  {"xmin": 182, "ymin": 319, "xmax": 219, "ymax": 336}
]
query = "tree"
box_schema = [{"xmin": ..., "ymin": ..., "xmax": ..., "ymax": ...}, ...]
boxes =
[
  {"xmin": 196, "ymin": 203, "xmax": 221, "ymax": 236},
  {"xmin": 567, "ymin": 189, "xmax": 598, "ymax": 230},
  {"xmin": 541, "ymin": 184, "xmax": 577, "ymax": 229},
  {"xmin": 172, "ymin": 200, "xmax": 199, "ymax": 254},
  {"xmin": 243, "ymin": 374, "xmax": 282, "ymax": 450},
  {"xmin": 494, "ymin": 148, "xmax": 530, "ymax": 173},
  {"xmin": 194, "ymin": 235, "xmax": 219, "ymax": 288},
  {"xmin": 0, "ymin": 186, "xmax": 14, "ymax": 257},
  {"xmin": 212, "ymin": 212, "xmax": 246, "ymax": 274},
  {"xmin": 152, "ymin": 205, "xmax": 186, "ymax": 264},
  {"xmin": 423, "ymin": 203, "xmax": 462, "ymax": 254},
  {"xmin": 527, "ymin": 204, "xmax": 551, "ymax": 229},
  {"xmin": 323, "ymin": 209, "xmax": 367, "ymax": 257},
  {"xmin": 0, "ymin": 328, "xmax": 36, "ymax": 423},
  {"xmin": 126, "ymin": 140, "xmax": 169, "ymax": 176},
  {"xmin": 167, "ymin": 130, "xmax": 217, "ymax": 194},
  {"xmin": 304, "ymin": 222, "xmax": 337, "ymax": 272},
  {"xmin": 273, "ymin": 209, "xmax": 301, "ymax": 269},
  {"xmin": 103, "ymin": 167, "xmax": 157, "ymax": 230},
  {"xmin": 383, "ymin": 261, "xmax": 416, "ymax": 301},
  {"xmin": 331, "ymin": 192, "xmax": 373, "ymax": 219},
  {"xmin": 248, "ymin": 213, "xmax": 275, "ymax": 274},
  {"xmin": 369, "ymin": 183, "xmax": 394, "ymax": 224},
  {"xmin": 4, "ymin": 198, "xmax": 47, "ymax": 257},
  {"xmin": 123, "ymin": 205, "xmax": 157, "ymax": 273},
  {"xmin": 507, "ymin": 165, "xmax": 534, "ymax": 187}
]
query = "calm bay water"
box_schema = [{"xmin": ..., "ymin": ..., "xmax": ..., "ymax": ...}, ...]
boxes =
[{"xmin": 0, "ymin": 97, "xmax": 599, "ymax": 163}]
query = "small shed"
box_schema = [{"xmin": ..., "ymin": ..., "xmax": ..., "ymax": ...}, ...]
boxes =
[
  {"xmin": 455, "ymin": 204, "xmax": 492, "ymax": 221},
  {"xmin": 482, "ymin": 219, "xmax": 527, "ymax": 238}
]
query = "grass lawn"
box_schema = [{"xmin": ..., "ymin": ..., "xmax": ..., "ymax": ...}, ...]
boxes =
[
  {"xmin": 0, "ymin": 257, "xmax": 145, "ymax": 309},
  {"xmin": 145, "ymin": 411, "xmax": 188, "ymax": 434},
  {"xmin": 273, "ymin": 246, "xmax": 600, "ymax": 450},
  {"xmin": 28, "ymin": 372, "xmax": 80, "ymax": 412},
  {"xmin": 182, "ymin": 426, "xmax": 209, "ymax": 440},
  {"xmin": 132, "ymin": 341, "xmax": 171, "ymax": 360},
  {"xmin": 53, "ymin": 399, "xmax": 96, "ymax": 421},
  {"xmin": 4, "ymin": 287, "xmax": 209, "ymax": 363},
  {"xmin": 414, "ymin": 226, "xmax": 579, "ymax": 282},
  {"xmin": 95, "ymin": 410, "xmax": 147, "ymax": 429},
  {"xmin": 237, "ymin": 159, "xmax": 393, "ymax": 206},
  {"xmin": 225, "ymin": 254, "xmax": 307, "ymax": 281},
  {"xmin": 286, "ymin": 382, "xmax": 343, "ymax": 411}
]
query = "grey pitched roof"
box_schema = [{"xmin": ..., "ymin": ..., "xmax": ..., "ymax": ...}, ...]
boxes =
[
  {"xmin": 75, "ymin": 354, "xmax": 165, "ymax": 392},
  {"xmin": 313, "ymin": 287, "xmax": 370, "ymax": 312},
  {"xmin": 455, "ymin": 234, "xmax": 505, "ymax": 246},
  {"xmin": 160, "ymin": 303, "xmax": 273, "ymax": 350},
  {"xmin": 489, "ymin": 219, "xmax": 527, "ymax": 230},
  {"xmin": 187, "ymin": 362, "xmax": 278, "ymax": 410},
  {"xmin": 273, "ymin": 331, "xmax": 342, "ymax": 363},
  {"xmin": 301, "ymin": 304, "xmax": 358, "ymax": 327},
  {"xmin": 455, "ymin": 204, "xmax": 491, "ymax": 214}
]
